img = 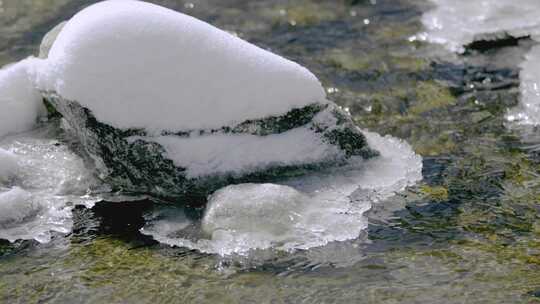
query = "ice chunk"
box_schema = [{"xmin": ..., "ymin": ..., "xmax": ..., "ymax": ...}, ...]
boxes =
[
  {"xmin": 0, "ymin": 126, "xmax": 98, "ymax": 243},
  {"xmin": 0, "ymin": 148, "xmax": 19, "ymax": 182},
  {"xmin": 202, "ymin": 184, "xmax": 311, "ymax": 237},
  {"xmin": 40, "ymin": 0, "xmax": 326, "ymax": 131},
  {"xmin": 507, "ymin": 45, "xmax": 540, "ymax": 125},
  {"xmin": 0, "ymin": 188, "xmax": 41, "ymax": 227},
  {"xmin": 0, "ymin": 185, "xmax": 71, "ymax": 243},
  {"xmin": 414, "ymin": 0, "xmax": 540, "ymax": 53},
  {"xmin": 0, "ymin": 58, "xmax": 44, "ymax": 138},
  {"xmin": 141, "ymin": 131, "xmax": 423, "ymax": 256}
]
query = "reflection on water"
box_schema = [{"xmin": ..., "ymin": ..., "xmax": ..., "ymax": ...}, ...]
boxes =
[{"xmin": 1, "ymin": 0, "xmax": 540, "ymax": 303}]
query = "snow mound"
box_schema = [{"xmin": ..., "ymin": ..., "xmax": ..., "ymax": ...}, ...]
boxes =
[
  {"xmin": 141, "ymin": 131, "xmax": 423, "ymax": 256},
  {"xmin": 39, "ymin": 0, "xmax": 326, "ymax": 132},
  {"xmin": 0, "ymin": 59, "xmax": 44, "ymax": 138},
  {"xmin": 413, "ymin": 0, "xmax": 540, "ymax": 53}
]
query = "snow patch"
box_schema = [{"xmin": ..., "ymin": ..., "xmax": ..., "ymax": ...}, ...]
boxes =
[{"xmin": 134, "ymin": 127, "xmax": 340, "ymax": 179}]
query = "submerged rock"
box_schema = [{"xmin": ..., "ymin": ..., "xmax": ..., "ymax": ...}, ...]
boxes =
[{"xmin": 37, "ymin": 1, "xmax": 377, "ymax": 199}]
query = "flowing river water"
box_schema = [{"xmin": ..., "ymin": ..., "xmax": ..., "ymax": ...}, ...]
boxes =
[{"xmin": 1, "ymin": 0, "xmax": 540, "ymax": 303}]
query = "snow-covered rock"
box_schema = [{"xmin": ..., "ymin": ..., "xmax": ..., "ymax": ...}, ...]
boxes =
[
  {"xmin": 0, "ymin": 0, "xmax": 425, "ymax": 249},
  {"xmin": 37, "ymin": 0, "xmax": 376, "ymax": 198},
  {"xmin": 45, "ymin": 91, "xmax": 374, "ymax": 198}
]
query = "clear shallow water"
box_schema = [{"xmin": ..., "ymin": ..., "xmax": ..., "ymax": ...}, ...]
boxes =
[{"xmin": 1, "ymin": 0, "xmax": 540, "ymax": 303}]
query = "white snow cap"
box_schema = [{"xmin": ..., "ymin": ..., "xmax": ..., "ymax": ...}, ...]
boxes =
[{"xmin": 42, "ymin": 0, "xmax": 326, "ymax": 131}]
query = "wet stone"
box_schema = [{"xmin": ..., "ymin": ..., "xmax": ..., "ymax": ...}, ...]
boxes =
[
  {"xmin": 528, "ymin": 289, "xmax": 540, "ymax": 298},
  {"xmin": 44, "ymin": 92, "xmax": 377, "ymax": 201},
  {"xmin": 465, "ymin": 35, "xmax": 531, "ymax": 54}
]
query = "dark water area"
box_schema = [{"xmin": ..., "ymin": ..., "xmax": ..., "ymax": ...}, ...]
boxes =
[{"xmin": 1, "ymin": 0, "xmax": 540, "ymax": 303}]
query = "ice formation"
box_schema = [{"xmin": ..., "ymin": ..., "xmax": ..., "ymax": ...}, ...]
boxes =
[
  {"xmin": 0, "ymin": 148, "xmax": 19, "ymax": 182},
  {"xmin": 507, "ymin": 45, "xmax": 540, "ymax": 125},
  {"xmin": 0, "ymin": 59, "xmax": 44, "ymax": 138},
  {"xmin": 0, "ymin": 127, "xmax": 97, "ymax": 243},
  {"xmin": 201, "ymin": 184, "xmax": 312, "ymax": 238},
  {"xmin": 141, "ymin": 131, "xmax": 423, "ymax": 256},
  {"xmin": 415, "ymin": 0, "xmax": 540, "ymax": 125},
  {"xmin": 0, "ymin": 188, "xmax": 41, "ymax": 228}
]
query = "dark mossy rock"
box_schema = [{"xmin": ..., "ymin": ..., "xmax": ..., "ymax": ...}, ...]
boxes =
[{"xmin": 44, "ymin": 92, "xmax": 377, "ymax": 203}]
